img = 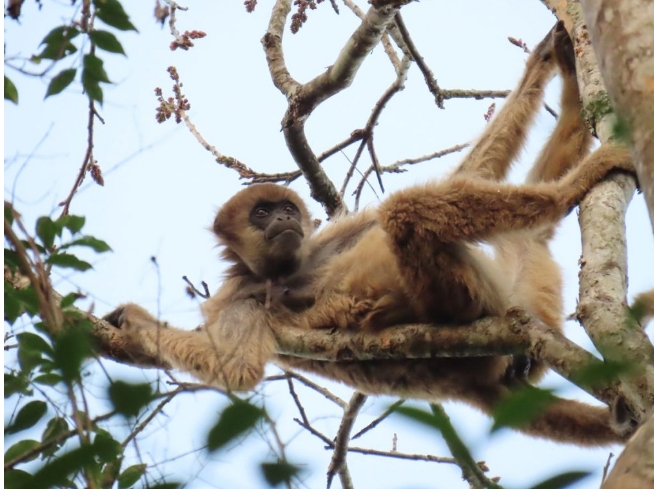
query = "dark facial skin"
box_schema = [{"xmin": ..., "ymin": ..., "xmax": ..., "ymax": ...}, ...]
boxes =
[
  {"xmin": 249, "ymin": 200, "xmax": 305, "ymax": 278},
  {"xmin": 249, "ymin": 200, "xmax": 304, "ymax": 240}
]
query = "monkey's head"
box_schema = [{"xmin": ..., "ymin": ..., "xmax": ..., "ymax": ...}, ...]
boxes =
[{"xmin": 213, "ymin": 184, "xmax": 313, "ymax": 279}]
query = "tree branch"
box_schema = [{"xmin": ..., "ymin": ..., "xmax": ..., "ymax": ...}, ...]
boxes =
[
  {"xmin": 540, "ymin": 0, "xmax": 654, "ymax": 421},
  {"xmin": 578, "ymin": 0, "xmax": 654, "ymax": 233}
]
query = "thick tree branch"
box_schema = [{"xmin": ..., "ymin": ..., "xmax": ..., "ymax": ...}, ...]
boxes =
[
  {"xmin": 263, "ymin": 1, "xmax": 402, "ymax": 214},
  {"xmin": 601, "ymin": 410, "xmax": 654, "ymax": 489},
  {"xmin": 578, "ymin": 0, "xmax": 654, "ymax": 233},
  {"xmin": 540, "ymin": 0, "xmax": 654, "ymax": 420}
]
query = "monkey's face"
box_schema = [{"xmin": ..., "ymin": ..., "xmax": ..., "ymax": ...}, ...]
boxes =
[
  {"xmin": 247, "ymin": 200, "xmax": 305, "ymax": 278},
  {"xmin": 214, "ymin": 184, "xmax": 312, "ymax": 280},
  {"xmin": 250, "ymin": 200, "xmax": 304, "ymax": 250}
]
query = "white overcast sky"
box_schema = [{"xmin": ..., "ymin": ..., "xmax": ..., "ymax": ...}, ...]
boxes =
[{"xmin": 4, "ymin": 1, "xmax": 654, "ymax": 489}]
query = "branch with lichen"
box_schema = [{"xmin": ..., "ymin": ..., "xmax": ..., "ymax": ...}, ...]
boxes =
[{"xmin": 539, "ymin": 0, "xmax": 653, "ymax": 420}]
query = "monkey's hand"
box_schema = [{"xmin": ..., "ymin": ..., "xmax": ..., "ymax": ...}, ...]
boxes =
[
  {"xmin": 103, "ymin": 303, "xmax": 167, "ymax": 366},
  {"xmin": 290, "ymin": 295, "xmax": 376, "ymax": 330},
  {"xmin": 552, "ymin": 21, "xmax": 575, "ymax": 76},
  {"xmin": 610, "ymin": 396, "xmax": 639, "ymax": 440},
  {"xmin": 106, "ymin": 301, "xmax": 276, "ymax": 391}
]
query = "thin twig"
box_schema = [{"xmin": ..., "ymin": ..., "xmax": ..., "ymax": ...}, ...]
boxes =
[
  {"xmin": 340, "ymin": 55, "xmax": 412, "ymax": 197},
  {"xmin": 327, "ymin": 392, "xmax": 367, "ymax": 489},
  {"xmin": 353, "ymin": 142, "xmax": 469, "ymax": 210},
  {"xmin": 394, "ymin": 12, "xmax": 444, "ymax": 108},
  {"xmin": 182, "ymin": 275, "xmax": 210, "ymax": 299},
  {"xmin": 122, "ymin": 388, "xmax": 181, "ymax": 447},
  {"xmin": 59, "ymin": 96, "xmax": 102, "ymax": 216},
  {"xmin": 352, "ymin": 399, "xmax": 404, "ymax": 440},
  {"xmin": 429, "ymin": 403, "xmax": 501, "ymax": 489},
  {"xmin": 285, "ymin": 371, "xmax": 346, "ymax": 408}
]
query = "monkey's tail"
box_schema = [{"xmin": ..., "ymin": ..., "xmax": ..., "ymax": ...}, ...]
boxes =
[{"xmin": 470, "ymin": 387, "xmax": 625, "ymax": 446}]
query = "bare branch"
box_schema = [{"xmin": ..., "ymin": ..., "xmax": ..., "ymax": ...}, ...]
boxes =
[
  {"xmin": 327, "ymin": 392, "xmax": 367, "ymax": 488},
  {"xmin": 59, "ymin": 97, "xmax": 103, "ymax": 217},
  {"xmin": 394, "ymin": 12, "xmax": 444, "ymax": 108},
  {"xmin": 340, "ymin": 55, "xmax": 412, "ymax": 197},
  {"xmin": 264, "ymin": 2, "xmax": 402, "ymax": 214},
  {"xmin": 601, "ymin": 410, "xmax": 654, "ymax": 489},
  {"xmin": 578, "ymin": 0, "xmax": 654, "ymax": 233},
  {"xmin": 540, "ymin": 0, "xmax": 654, "ymax": 419}
]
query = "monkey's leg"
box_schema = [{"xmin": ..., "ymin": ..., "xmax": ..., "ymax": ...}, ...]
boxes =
[
  {"xmin": 379, "ymin": 144, "xmax": 633, "ymax": 321},
  {"xmin": 453, "ymin": 25, "xmax": 557, "ymax": 181},
  {"xmin": 526, "ymin": 22, "xmax": 593, "ymax": 184},
  {"xmin": 383, "ymin": 143, "xmax": 633, "ymax": 246},
  {"xmin": 494, "ymin": 24, "xmax": 593, "ymax": 379},
  {"xmin": 105, "ymin": 302, "xmax": 276, "ymax": 391}
]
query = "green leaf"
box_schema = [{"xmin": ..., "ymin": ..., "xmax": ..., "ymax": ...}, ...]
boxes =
[
  {"xmin": 90, "ymin": 30, "xmax": 126, "ymax": 55},
  {"xmin": 4, "ymin": 469, "xmax": 33, "ymax": 489},
  {"xmin": 108, "ymin": 381, "xmax": 153, "ymax": 418},
  {"xmin": 5, "ymin": 76, "xmax": 18, "ymax": 104},
  {"xmin": 52, "ymin": 326, "xmax": 93, "ymax": 382},
  {"xmin": 63, "ymin": 236, "xmax": 112, "ymax": 253},
  {"xmin": 118, "ymin": 464, "xmax": 146, "ymax": 489},
  {"xmin": 34, "ymin": 373, "xmax": 63, "ymax": 386},
  {"xmin": 41, "ymin": 25, "xmax": 81, "ymax": 45},
  {"xmin": 572, "ymin": 360, "xmax": 636, "ymax": 388},
  {"xmin": 83, "ymin": 54, "xmax": 111, "ymax": 83},
  {"xmin": 36, "ymin": 41, "xmax": 77, "ymax": 61},
  {"xmin": 4, "ymin": 249, "xmax": 20, "ymax": 270},
  {"xmin": 5, "ymin": 201, "xmax": 16, "ymax": 224},
  {"xmin": 41, "ymin": 417, "xmax": 69, "ymax": 458},
  {"xmin": 45, "ymin": 68, "xmax": 76, "ymax": 98},
  {"xmin": 527, "ymin": 471, "xmax": 591, "ymax": 489},
  {"xmin": 36, "ymin": 216, "xmax": 57, "ymax": 248},
  {"xmin": 4, "ymin": 282, "xmax": 23, "ymax": 323},
  {"xmin": 57, "ymin": 215, "xmax": 85, "ymax": 234},
  {"xmin": 29, "ymin": 446, "xmax": 96, "ymax": 489},
  {"xmin": 4, "ymin": 373, "xmax": 31, "ymax": 398},
  {"xmin": 81, "ymin": 54, "xmax": 110, "ymax": 104},
  {"xmin": 17, "ymin": 332, "xmax": 53, "ymax": 356},
  {"xmin": 93, "ymin": 0, "xmax": 138, "ymax": 31},
  {"xmin": 46, "ymin": 252, "xmax": 93, "ymax": 271},
  {"xmin": 60, "ymin": 292, "xmax": 81, "ymax": 309},
  {"xmin": 492, "ymin": 386, "xmax": 557, "ymax": 431},
  {"xmin": 261, "ymin": 460, "xmax": 300, "ymax": 487},
  {"xmin": 4, "ymin": 439, "xmax": 40, "ymax": 464},
  {"xmin": 207, "ymin": 400, "xmax": 264, "ymax": 451},
  {"xmin": 5, "ymin": 400, "xmax": 48, "ymax": 434},
  {"xmin": 82, "ymin": 76, "xmax": 103, "ymax": 104},
  {"xmin": 13, "ymin": 285, "xmax": 40, "ymax": 317},
  {"xmin": 18, "ymin": 338, "xmax": 44, "ymax": 375},
  {"xmin": 93, "ymin": 432, "xmax": 122, "ymax": 462}
]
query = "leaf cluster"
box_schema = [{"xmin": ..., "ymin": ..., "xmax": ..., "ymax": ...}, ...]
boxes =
[{"xmin": 5, "ymin": 0, "xmax": 136, "ymax": 105}]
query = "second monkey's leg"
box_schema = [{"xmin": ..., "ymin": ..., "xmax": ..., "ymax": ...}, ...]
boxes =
[
  {"xmin": 452, "ymin": 24, "xmax": 558, "ymax": 181},
  {"xmin": 496, "ymin": 22, "xmax": 593, "ymax": 381}
]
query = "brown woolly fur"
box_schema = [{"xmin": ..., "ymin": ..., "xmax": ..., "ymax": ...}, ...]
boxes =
[{"xmin": 106, "ymin": 23, "xmax": 635, "ymax": 447}]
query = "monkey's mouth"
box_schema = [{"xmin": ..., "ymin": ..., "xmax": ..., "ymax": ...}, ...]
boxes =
[{"xmin": 265, "ymin": 222, "xmax": 304, "ymax": 241}]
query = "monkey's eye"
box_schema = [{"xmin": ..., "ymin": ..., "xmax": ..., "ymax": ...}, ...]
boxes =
[
  {"xmin": 283, "ymin": 204, "xmax": 297, "ymax": 214},
  {"xmin": 254, "ymin": 208, "xmax": 269, "ymax": 218}
]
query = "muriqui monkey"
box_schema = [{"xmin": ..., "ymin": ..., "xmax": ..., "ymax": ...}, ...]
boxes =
[{"xmin": 105, "ymin": 24, "xmax": 635, "ymax": 446}]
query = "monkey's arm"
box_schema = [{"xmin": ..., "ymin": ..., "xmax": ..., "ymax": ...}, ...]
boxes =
[{"xmin": 105, "ymin": 301, "xmax": 276, "ymax": 391}]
